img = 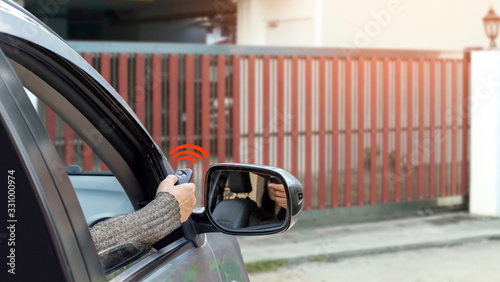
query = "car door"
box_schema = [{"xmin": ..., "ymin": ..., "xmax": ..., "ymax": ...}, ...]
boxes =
[
  {"xmin": 0, "ymin": 22, "xmax": 247, "ymax": 282},
  {"xmin": 0, "ymin": 48, "xmax": 95, "ymax": 281}
]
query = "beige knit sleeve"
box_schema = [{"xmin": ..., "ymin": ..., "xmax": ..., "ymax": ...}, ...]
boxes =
[{"xmin": 90, "ymin": 192, "xmax": 181, "ymax": 253}]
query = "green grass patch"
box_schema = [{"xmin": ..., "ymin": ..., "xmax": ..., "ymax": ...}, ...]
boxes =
[
  {"xmin": 308, "ymin": 255, "xmax": 325, "ymax": 262},
  {"xmin": 245, "ymin": 259, "xmax": 287, "ymax": 273}
]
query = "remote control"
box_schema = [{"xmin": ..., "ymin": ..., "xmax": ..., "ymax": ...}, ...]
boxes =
[{"xmin": 175, "ymin": 168, "xmax": 193, "ymax": 185}]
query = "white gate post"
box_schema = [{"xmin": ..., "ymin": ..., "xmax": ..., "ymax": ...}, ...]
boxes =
[{"xmin": 470, "ymin": 50, "xmax": 500, "ymax": 216}]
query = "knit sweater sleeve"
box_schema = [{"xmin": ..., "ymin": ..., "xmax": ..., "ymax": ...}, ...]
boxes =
[{"xmin": 89, "ymin": 192, "xmax": 181, "ymax": 253}]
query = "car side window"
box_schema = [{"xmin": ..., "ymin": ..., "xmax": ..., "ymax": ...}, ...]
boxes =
[
  {"xmin": 20, "ymin": 74, "xmax": 150, "ymax": 278},
  {"xmin": 25, "ymin": 90, "xmax": 135, "ymax": 223},
  {"xmin": 27, "ymin": 89, "xmax": 109, "ymax": 173}
]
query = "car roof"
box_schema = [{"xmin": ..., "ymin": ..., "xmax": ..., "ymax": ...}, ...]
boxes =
[{"xmin": 0, "ymin": 0, "xmax": 143, "ymax": 134}]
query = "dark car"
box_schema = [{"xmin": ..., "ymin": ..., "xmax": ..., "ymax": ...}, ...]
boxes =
[{"xmin": 0, "ymin": 1, "xmax": 303, "ymax": 281}]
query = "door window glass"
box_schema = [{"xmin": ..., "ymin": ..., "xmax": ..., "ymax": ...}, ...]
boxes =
[
  {"xmin": 23, "ymin": 83, "xmax": 152, "ymax": 278},
  {"xmin": 26, "ymin": 88, "xmax": 109, "ymax": 172}
]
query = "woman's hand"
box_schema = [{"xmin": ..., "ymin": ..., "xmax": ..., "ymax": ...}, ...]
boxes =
[
  {"xmin": 268, "ymin": 183, "xmax": 287, "ymax": 209},
  {"xmin": 157, "ymin": 175, "xmax": 196, "ymax": 223}
]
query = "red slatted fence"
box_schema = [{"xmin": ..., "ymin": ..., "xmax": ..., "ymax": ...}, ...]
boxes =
[{"xmin": 44, "ymin": 45, "xmax": 469, "ymax": 210}]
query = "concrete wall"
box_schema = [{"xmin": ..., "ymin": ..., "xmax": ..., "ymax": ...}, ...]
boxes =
[
  {"xmin": 238, "ymin": 0, "xmax": 495, "ymax": 50},
  {"xmin": 237, "ymin": 0, "xmax": 321, "ymax": 46},
  {"xmin": 470, "ymin": 51, "xmax": 500, "ymax": 216}
]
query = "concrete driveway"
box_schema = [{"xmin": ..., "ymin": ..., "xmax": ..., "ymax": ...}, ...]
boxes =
[{"xmin": 249, "ymin": 239, "xmax": 500, "ymax": 282}]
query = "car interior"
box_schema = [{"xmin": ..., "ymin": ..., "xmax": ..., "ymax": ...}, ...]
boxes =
[
  {"xmin": 212, "ymin": 171, "xmax": 258, "ymax": 229},
  {"xmin": 209, "ymin": 170, "xmax": 288, "ymax": 231}
]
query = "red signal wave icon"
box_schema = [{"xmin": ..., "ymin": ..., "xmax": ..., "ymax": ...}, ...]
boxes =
[{"xmin": 169, "ymin": 144, "xmax": 209, "ymax": 163}]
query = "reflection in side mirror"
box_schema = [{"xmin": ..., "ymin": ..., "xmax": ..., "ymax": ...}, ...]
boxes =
[
  {"xmin": 205, "ymin": 164, "xmax": 304, "ymax": 235},
  {"xmin": 211, "ymin": 171, "xmax": 286, "ymax": 230}
]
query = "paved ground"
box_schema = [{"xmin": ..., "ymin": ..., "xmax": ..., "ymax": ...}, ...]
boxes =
[
  {"xmin": 249, "ymin": 239, "xmax": 500, "ymax": 282},
  {"xmin": 237, "ymin": 213, "xmax": 500, "ymax": 264}
]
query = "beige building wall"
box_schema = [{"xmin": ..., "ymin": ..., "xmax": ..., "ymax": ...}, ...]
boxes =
[
  {"xmin": 237, "ymin": 0, "xmax": 496, "ymax": 51},
  {"xmin": 237, "ymin": 0, "xmax": 322, "ymax": 46}
]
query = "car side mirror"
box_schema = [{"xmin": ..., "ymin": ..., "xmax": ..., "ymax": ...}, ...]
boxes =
[{"xmin": 204, "ymin": 164, "xmax": 303, "ymax": 235}]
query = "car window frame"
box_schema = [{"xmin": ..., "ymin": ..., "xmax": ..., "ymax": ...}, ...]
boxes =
[
  {"xmin": 2, "ymin": 45, "xmax": 151, "ymax": 206},
  {"xmin": 0, "ymin": 48, "xmax": 99, "ymax": 280},
  {"xmin": 0, "ymin": 34, "xmax": 193, "ymax": 277}
]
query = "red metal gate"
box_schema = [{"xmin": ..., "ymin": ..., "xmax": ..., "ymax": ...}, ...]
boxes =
[{"xmin": 46, "ymin": 43, "xmax": 469, "ymax": 210}]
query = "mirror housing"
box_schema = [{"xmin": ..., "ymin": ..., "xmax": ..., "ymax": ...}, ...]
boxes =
[{"xmin": 204, "ymin": 163, "xmax": 303, "ymax": 235}]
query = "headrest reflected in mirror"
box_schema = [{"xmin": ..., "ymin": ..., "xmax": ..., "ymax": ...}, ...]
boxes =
[{"xmin": 208, "ymin": 170, "xmax": 288, "ymax": 232}]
